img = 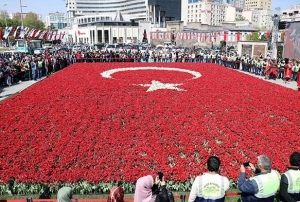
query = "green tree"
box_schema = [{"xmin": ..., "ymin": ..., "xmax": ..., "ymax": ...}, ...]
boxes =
[
  {"xmin": 246, "ymin": 32, "xmax": 268, "ymax": 41},
  {"xmin": 0, "ymin": 18, "xmax": 21, "ymax": 27},
  {"xmin": 235, "ymin": 16, "xmax": 246, "ymax": 21},
  {"xmin": 24, "ymin": 12, "xmax": 45, "ymax": 30}
]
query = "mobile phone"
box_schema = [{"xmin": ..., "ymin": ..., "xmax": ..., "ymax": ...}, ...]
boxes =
[
  {"xmin": 158, "ymin": 172, "xmax": 164, "ymax": 181},
  {"xmin": 243, "ymin": 162, "xmax": 250, "ymax": 167}
]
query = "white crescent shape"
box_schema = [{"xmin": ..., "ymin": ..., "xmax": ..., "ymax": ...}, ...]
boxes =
[{"xmin": 101, "ymin": 67, "xmax": 201, "ymax": 79}]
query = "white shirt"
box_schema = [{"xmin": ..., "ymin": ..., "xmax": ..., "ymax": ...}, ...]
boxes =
[{"xmin": 188, "ymin": 173, "xmax": 229, "ymax": 202}]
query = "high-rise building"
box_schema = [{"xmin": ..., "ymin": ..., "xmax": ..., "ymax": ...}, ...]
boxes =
[
  {"xmin": 181, "ymin": 0, "xmax": 236, "ymax": 25},
  {"xmin": 65, "ymin": 0, "xmax": 181, "ymax": 26},
  {"xmin": 9, "ymin": 13, "xmax": 42, "ymax": 21},
  {"xmin": 235, "ymin": 0, "xmax": 245, "ymax": 9},
  {"xmin": 281, "ymin": 4, "xmax": 300, "ymax": 22},
  {"xmin": 244, "ymin": 0, "xmax": 272, "ymax": 10},
  {"xmin": 46, "ymin": 12, "xmax": 67, "ymax": 30}
]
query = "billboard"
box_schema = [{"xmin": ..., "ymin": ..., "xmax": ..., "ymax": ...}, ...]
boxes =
[{"xmin": 283, "ymin": 22, "xmax": 300, "ymax": 60}]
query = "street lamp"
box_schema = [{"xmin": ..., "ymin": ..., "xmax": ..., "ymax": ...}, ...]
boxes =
[
  {"xmin": 3, "ymin": 4, "xmax": 9, "ymax": 48},
  {"xmin": 19, "ymin": 0, "xmax": 27, "ymax": 27},
  {"xmin": 19, "ymin": 0, "xmax": 28, "ymax": 53}
]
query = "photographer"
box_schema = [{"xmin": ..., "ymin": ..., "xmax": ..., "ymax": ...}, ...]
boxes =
[
  {"xmin": 238, "ymin": 155, "xmax": 280, "ymax": 202},
  {"xmin": 188, "ymin": 156, "xmax": 229, "ymax": 202},
  {"xmin": 279, "ymin": 152, "xmax": 300, "ymax": 202},
  {"xmin": 134, "ymin": 174, "xmax": 168, "ymax": 202}
]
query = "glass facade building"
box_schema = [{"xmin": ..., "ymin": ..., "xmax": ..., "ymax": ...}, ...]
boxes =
[{"xmin": 66, "ymin": 0, "xmax": 181, "ymax": 23}]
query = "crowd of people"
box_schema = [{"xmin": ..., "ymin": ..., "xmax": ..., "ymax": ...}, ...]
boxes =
[
  {"xmin": 0, "ymin": 48, "xmax": 300, "ymax": 90},
  {"xmin": 56, "ymin": 152, "xmax": 300, "ymax": 202}
]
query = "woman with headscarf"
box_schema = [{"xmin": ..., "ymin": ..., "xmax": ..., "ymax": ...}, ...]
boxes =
[
  {"xmin": 107, "ymin": 186, "xmax": 125, "ymax": 202},
  {"xmin": 57, "ymin": 187, "xmax": 72, "ymax": 202},
  {"xmin": 134, "ymin": 175, "xmax": 168, "ymax": 202}
]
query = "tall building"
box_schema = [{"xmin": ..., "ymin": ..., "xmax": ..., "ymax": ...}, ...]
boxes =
[
  {"xmin": 46, "ymin": 12, "xmax": 67, "ymax": 30},
  {"xmin": 181, "ymin": 0, "xmax": 236, "ymax": 25},
  {"xmin": 235, "ymin": 0, "xmax": 245, "ymax": 9},
  {"xmin": 9, "ymin": 12, "xmax": 42, "ymax": 21},
  {"xmin": 65, "ymin": 0, "xmax": 181, "ymax": 26},
  {"xmin": 252, "ymin": 9, "xmax": 273, "ymax": 30},
  {"xmin": 244, "ymin": 0, "xmax": 272, "ymax": 10},
  {"xmin": 281, "ymin": 4, "xmax": 300, "ymax": 22}
]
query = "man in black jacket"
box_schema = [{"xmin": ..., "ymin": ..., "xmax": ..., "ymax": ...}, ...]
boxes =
[{"xmin": 280, "ymin": 152, "xmax": 300, "ymax": 202}]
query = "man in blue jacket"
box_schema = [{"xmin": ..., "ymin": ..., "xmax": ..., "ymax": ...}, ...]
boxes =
[{"xmin": 238, "ymin": 155, "xmax": 280, "ymax": 202}]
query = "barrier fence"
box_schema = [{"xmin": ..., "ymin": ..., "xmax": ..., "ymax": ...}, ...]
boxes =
[{"xmin": 0, "ymin": 192, "xmax": 242, "ymax": 202}]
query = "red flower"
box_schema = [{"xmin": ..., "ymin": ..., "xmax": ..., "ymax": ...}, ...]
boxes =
[{"xmin": 0, "ymin": 63, "xmax": 299, "ymax": 183}]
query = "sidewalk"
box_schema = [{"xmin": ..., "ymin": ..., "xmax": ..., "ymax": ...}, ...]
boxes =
[{"xmin": 0, "ymin": 79, "xmax": 41, "ymax": 102}]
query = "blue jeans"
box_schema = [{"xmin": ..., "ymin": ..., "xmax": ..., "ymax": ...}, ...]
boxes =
[
  {"xmin": 37, "ymin": 68, "xmax": 42, "ymax": 79},
  {"xmin": 5, "ymin": 75, "xmax": 11, "ymax": 86},
  {"xmin": 32, "ymin": 69, "xmax": 36, "ymax": 80}
]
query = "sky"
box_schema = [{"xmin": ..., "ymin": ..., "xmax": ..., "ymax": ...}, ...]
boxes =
[{"xmin": 1, "ymin": 0, "xmax": 300, "ymax": 22}]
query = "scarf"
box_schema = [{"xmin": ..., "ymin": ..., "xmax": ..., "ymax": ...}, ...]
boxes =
[
  {"xmin": 134, "ymin": 175, "xmax": 156, "ymax": 202},
  {"xmin": 107, "ymin": 186, "xmax": 124, "ymax": 202}
]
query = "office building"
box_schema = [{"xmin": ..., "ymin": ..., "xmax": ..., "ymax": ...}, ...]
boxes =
[
  {"xmin": 46, "ymin": 12, "xmax": 67, "ymax": 30},
  {"xmin": 244, "ymin": 0, "xmax": 272, "ymax": 10},
  {"xmin": 65, "ymin": 0, "xmax": 181, "ymax": 27},
  {"xmin": 9, "ymin": 12, "xmax": 42, "ymax": 21},
  {"xmin": 182, "ymin": 0, "xmax": 236, "ymax": 26},
  {"xmin": 235, "ymin": 0, "xmax": 245, "ymax": 9},
  {"xmin": 281, "ymin": 4, "xmax": 300, "ymax": 22}
]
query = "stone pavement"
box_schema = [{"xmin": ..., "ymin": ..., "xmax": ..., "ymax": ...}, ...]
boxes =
[
  {"xmin": 0, "ymin": 68, "xmax": 298, "ymax": 102},
  {"xmin": 0, "ymin": 79, "xmax": 45, "ymax": 102}
]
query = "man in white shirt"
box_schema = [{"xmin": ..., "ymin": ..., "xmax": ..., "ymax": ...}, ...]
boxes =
[{"xmin": 188, "ymin": 156, "xmax": 229, "ymax": 202}]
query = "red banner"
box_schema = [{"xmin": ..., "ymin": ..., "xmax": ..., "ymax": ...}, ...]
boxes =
[{"xmin": 283, "ymin": 22, "xmax": 300, "ymax": 60}]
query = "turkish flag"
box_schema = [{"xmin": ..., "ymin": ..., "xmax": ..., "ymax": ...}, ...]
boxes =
[{"xmin": 1, "ymin": 62, "xmax": 299, "ymax": 184}]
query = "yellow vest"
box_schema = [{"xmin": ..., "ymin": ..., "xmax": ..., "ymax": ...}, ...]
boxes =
[
  {"xmin": 251, "ymin": 170, "xmax": 280, "ymax": 198},
  {"xmin": 284, "ymin": 169, "xmax": 300, "ymax": 193}
]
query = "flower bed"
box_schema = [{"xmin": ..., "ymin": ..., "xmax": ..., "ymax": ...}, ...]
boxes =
[{"xmin": 0, "ymin": 63, "xmax": 299, "ymax": 186}]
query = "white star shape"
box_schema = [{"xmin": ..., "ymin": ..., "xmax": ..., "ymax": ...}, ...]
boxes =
[{"xmin": 137, "ymin": 80, "xmax": 186, "ymax": 92}]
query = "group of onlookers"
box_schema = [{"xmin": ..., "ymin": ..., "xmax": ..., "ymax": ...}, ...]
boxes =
[
  {"xmin": 56, "ymin": 152, "xmax": 300, "ymax": 202},
  {"xmin": 1, "ymin": 48, "xmax": 300, "ymax": 90},
  {"xmin": 0, "ymin": 51, "xmax": 70, "ymax": 87}
]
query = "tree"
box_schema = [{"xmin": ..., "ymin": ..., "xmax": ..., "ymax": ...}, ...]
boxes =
[
  {"xmin": 246, "ymin": 32, "xmax": 268, "ymax": 41},
  {"xmin": 0, "ymin": 18, "xmax": 21, "ymax": 27},
  {"xmin": 235, "ymin": 16, "xmax": 246, "ymax": 21},
  {"xmin": 220, "ymin": 40, "xmax": 226, "ymax": 51},
  {"xmin": 0, "ymin": 10, "xmax": 9, "ymax": 19},
  {"xmin": 24, "ymin": 12, "xmax": 45, "ymax": 30}
]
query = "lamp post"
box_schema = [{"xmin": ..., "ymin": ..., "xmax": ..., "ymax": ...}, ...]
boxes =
[
  {"xmin": 19, "ymin": 0, "xmax": 27, "ymax": 53},
  {"xmin": 19, "ymin": 0, "xmax": 25, "ymax": 28},
  {"xmin": 3, "ymin": 4, "xmax": 9, "ymax": 48}
]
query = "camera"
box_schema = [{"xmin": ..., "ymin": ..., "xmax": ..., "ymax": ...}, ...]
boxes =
[
  {"xmin": 243, "ymin": 162, "xmax": 250, "ymax": 167},
  {"xmin": 158, "ymin": 171, "xmax": 164, "ymax": 181}
]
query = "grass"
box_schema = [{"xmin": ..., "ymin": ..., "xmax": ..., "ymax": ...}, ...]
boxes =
[{"xmin": 0, "ymin": 191, "xmax": 242, "ymax": 201}]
